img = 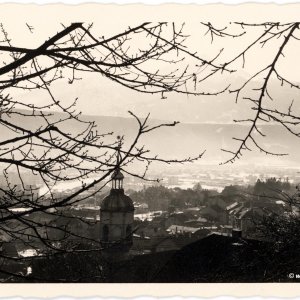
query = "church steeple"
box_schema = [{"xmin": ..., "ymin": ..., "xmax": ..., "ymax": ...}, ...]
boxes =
[{"xmin": 99, "ymin": 136, "xmax": 134, "ymax": 261}]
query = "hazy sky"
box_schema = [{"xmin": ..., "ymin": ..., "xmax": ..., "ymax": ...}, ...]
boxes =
[
  {"xmin": 1, "ymin": 4, "xmax": 300, "ymax": 167},
  {"xmin": 1, "ymin": 4, "xmax": 300, "ymax": 124}
]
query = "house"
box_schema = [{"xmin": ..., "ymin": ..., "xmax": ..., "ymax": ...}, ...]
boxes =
[
  {"xmin": 163, "ymin": 212, "xmax": 190, "ymax": 229},
  {"xmin": 208, "ymin": 196, "xmax": 228, "ymax": 210},
  {"xmin": 183, "ymin": 207, "xmax": 203, "ymax": 218},
  {"xmin": 152, "ymin": 237, "xmax": 182, "ymax": 252},
  {"xmin": 133, "ymin": 228, "xmax": 210, "ymax": 254},
  {"xmin": 184, "ymin": 218, "xmax": 209, "ymax": 228},
  {"xmin": 166, "ymin": 225, "xmax": 200, "ymax": 235},
  {"xmin": 134, "ymin": 202, "xmax": 149, "ymax": 214},
  {"xmin": 200, "ymin": 198, "xmax": 241, "ymax": 224},
  {"xmin": 199, "ymin": 205, "xmax": 226, "ymax": 223},
  {"xmin": 132, "ymin": 235, "xmax": 183, "ymax": 253},
  {"xmin": 227, "ymin": 204, "xmax": 244, "ymax": 226}
]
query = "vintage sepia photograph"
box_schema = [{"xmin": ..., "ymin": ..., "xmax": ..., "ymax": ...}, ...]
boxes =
[{"xmin": 0, "ymin": 2, "xmax": 299, "ymax": 288}]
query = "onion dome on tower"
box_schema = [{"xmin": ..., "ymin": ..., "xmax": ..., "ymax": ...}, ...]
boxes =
[{"xmin": 101, "ymin": 169, "xmax": 134, "ymax": 213}]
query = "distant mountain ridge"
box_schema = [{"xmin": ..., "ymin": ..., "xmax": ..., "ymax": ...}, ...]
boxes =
[{"xmin": 1, "ymin": 110, "xmax": 300, "ymax": 166}]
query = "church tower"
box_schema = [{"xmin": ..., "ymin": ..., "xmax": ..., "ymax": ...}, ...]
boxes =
[{"xmin": 99, "ymin": 146, "xmax": 134, "ymax": 261}]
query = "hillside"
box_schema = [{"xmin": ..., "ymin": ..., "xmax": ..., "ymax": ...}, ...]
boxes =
[{"xmin": 1, "ymin": 111, "xmax": 299, "ymax": 167}]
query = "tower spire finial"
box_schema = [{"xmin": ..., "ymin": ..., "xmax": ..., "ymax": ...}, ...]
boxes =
[
  {"xmin": 111, "ymin": 136, "xmax": 124, "ymax": 190},
  {"xmin": 116, "ymin": 135, "xmax": 122, "ymax": 167}
]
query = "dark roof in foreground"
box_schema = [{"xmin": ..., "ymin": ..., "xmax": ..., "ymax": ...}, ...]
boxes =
[
  {"xmin": 110, "ymin": 233, "xmax": 300, "ymax": 283},
  {"xmin": 16, "ymin": 233, "xmax": 300, "ymax": 283}
]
